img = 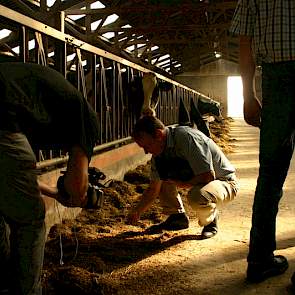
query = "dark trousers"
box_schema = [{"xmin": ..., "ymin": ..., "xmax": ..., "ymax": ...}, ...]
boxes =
[
  {"xmin": 0, "ymin": 132, "xmax": 45, "ymax": 295},
  {"xmin": 248, "ymin": 61, "xmax": 295, "ymax": 262}
]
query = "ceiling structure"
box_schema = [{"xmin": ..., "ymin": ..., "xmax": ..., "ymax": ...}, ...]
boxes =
[{"xmin": 0, "ymin": 0, "xmax": 239, "ymax": 77}]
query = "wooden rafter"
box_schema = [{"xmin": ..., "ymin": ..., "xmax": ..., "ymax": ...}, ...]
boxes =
[{"xmin": 0, "ymin": 0, "xmax": 239, "ymax": 74}]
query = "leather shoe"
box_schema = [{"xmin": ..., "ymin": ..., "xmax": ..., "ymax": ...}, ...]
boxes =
[
  {"xmin": 145, "ymin": 213, "xmax": 189, "ymax": 233},
  {"xmin": 247, "ymin": 255, "xmax": 288, "ymax": 283},
  {"xmin": 201, "ymin": 216, "xmax": 218, "ymax": 239}
]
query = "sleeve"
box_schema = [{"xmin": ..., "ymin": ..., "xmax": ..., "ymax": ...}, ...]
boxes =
[{"xmin": 229, "ymin": 0, "xmax": 256, "ymax": 36}]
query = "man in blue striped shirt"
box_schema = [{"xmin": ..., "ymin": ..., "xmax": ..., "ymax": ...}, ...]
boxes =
[
  {"xmin": 127, "ymin": 116, "xmax": 238, "ymax": 239},
  {"xmin": 230, "ymin": 0, "xmax": 295, "ymax": 284}
]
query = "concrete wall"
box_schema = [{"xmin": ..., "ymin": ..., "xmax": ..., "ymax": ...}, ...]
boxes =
[
  {"xmin": 175, "ymin": 59, "xmax": 240, "ymax": 116},
  {"xmin": 40, "ymin": 142, "xmax": 151, "ymax": 236}
]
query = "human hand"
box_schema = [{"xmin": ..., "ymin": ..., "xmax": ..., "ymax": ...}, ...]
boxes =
[
  {"xmin": 243, "ymin": 95, "xmax": 262, "ymax": 128},
  {"xmin": 63, "ymin": 171, "xmax": 88, "ymax": 206},
  {"xmin": 55, "ymin": 172, "xmax": 89, "ymax": 207}
]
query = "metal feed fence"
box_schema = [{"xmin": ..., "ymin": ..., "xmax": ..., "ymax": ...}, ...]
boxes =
[{"xmin": 0, "ymin": 4, "xmax": 209, "ymax": 169}]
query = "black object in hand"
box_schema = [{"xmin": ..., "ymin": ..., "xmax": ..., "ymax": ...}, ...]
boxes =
[{"xmin": 57, "ymin": 167, "xmax": 106, "ymax": 209}]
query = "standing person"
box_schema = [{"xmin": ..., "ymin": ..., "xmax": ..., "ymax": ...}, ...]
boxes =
[
  {"xmin": 230, "ymin": 0, "xmax": 295, "ymax": 283},
  {"xmin": 127, "ymin": 116, "xmax": 238, "ymax": 238},
  {"xmin": 0, "ymin": 62, "xmax": 99, "ymax": 294}
]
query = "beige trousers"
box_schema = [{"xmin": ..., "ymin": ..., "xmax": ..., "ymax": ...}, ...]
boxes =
[
  {"xmin": 159, "ymin": 178, "xmax": 238, "ymax": 226},
  {"xmin": 158, "ymin": 182, "xmax": 186, "ymax": 215}
]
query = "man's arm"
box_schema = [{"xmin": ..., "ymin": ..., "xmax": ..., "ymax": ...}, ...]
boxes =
[
  {"xmin": 127, "ymin": 179, "xmax": 162, "ymax": 224},
  {"xmin": 239, "ymin": 35, "xmax": 261, "ymax": 127},
  {"xmin": 38, "ymin": 145, "xmax": 89, "ymax": 207},
  {"xmin": 63, "ymin": 145, "xmax": 89, "ymax": 206},
  {"xmin": 38, "ymin": 180, "xmax": 58, "ymax": 198}
]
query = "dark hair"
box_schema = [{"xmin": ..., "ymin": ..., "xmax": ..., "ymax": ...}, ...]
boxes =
[{"xmin": 132, "ymin": 116, "xmax": 165, "ymax": 139}]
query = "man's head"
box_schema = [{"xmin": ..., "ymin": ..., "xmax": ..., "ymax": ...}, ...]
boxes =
[{"xmin": 132, "ymin": 116, "xmax": 166, "ymax": 156}]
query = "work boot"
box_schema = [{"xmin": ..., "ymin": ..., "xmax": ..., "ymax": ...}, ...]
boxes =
[
  {"xmin": 201, "ymin": 215, "xmax": 218, "ymax": 239},
  {"xmin": 247, "ymin": 255, "xmax": 288, "ymax": 283},
  {"xmin": 145, "ymin": 213, "xmax": 189, "ymax": 233}
]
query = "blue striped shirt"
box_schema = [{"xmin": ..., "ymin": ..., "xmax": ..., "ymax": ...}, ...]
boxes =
[
  {"xmin": 230, "ymin": 0, "xmax": 295, "ymax": 64},
  {"xmin": 150, "ymin": 126, "xmax": 235, "ymax": 181}
]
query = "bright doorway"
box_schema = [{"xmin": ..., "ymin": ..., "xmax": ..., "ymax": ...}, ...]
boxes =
[{"xmin": 227, "ymin": 76, "xmax": 243, "ymax": 118}]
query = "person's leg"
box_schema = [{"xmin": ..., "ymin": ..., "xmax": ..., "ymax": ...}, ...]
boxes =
[
  {"xmin": 0, "ymin": 216, "xmax": 10, "ymax": 291},
  {"xmin": 247, "ymin": 62, "xmax": 295, "ymax": 282},
  {"xmin": 146, "ymin": 182, "xmax": 189, "ymax": 232},
  {"xmin": 0, "ymin": 132, "xmax": 45, "ymax": 295},
  {"xmin": 9, "ymin": 220, "xmax": 45, "ymax": 295},
  {"xmin": 188, "ymin": 179, "xmax": 238, "ymax": 226},
  {"xmin": 158, "ymin": 182, "xmax": 185, "ymax": 215}
]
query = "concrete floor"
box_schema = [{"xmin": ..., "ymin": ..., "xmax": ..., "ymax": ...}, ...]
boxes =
[
  {"xmin": 221, "ymin": 118, "xmax": 295, "ymax": 295},
  {"xmin": 94, "ymin": 118, "xmax": 295, "ymax": 295},
  {"xmin": 81, "ymin": 119, "xmax": 295, "ymax": 295}
]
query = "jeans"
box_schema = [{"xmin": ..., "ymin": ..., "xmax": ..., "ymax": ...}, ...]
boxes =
[
  {"xmin": 248, "ymin": 61, "xmax": 295, "ymax": 262},
  {"xmin": 0, "ymin": 132, "xmax": 45, "ymax": 295}
]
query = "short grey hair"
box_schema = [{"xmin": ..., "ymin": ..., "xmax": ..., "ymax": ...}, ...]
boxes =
[{"xmin": 132, "ymin": 116, "xmax": 165, "ymax": 139}]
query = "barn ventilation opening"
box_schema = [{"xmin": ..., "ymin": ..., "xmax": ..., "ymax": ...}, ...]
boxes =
[{"xmin": 227, "ymin": 76, "xmax": 243, "ymax": 118}]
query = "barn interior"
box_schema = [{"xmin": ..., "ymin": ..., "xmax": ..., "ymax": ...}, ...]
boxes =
[
  {"xmin": 0, "ymin": 0, "xmax": 278, "ymax": 294},
  {"xmin": 0, "ymin": 0, "xmax": 243, "ymax": 112},
  {"xmin": 0, "ymin": 0, "xmax": 239, "ymax": 70},
  {"xmin": 0, "ymin": 0, "xmax": 246, "ymax": 172}
]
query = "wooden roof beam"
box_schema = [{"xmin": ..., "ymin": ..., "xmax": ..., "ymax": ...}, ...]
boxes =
[
  {"xmin": 64, "ymin": 2, "xmax": 237, "ymax": 15},
  {"xmin": 95, "ymin": 23, "xmax": 232, "ymax": 34}
]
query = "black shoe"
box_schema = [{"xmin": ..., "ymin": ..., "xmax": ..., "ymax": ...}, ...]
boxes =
[
  {"xmin": 247, "ymin": 255, "xmax": 288, "ymax": 283},
  {"xmin": 145, "ymin": 213, "xmax": 189, "ymax": 233},
  {"xmin": 201, "ymin": 216, "xmax": 218, "ymax": 239}
]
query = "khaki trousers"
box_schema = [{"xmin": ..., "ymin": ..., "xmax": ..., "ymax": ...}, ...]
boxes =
[
  {"xmin": 159, "ymin": 178, "xmax": 238, "ymax": 226},
  {"xmin": 158, "ymin": 182, "xmax": 186, "ymax": 215}
]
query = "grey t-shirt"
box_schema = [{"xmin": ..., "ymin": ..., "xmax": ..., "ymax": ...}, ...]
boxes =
[{"xmin": 151, "ymin": 126, "xmax": 235, "ymax": 181}]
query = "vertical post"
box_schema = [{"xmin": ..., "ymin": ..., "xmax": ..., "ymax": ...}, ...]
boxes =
[
  {"xmin": 54, "ymin": 11, "xmax": 66, "ymax": 77},
  {"xmin": 85, "ymin": 2, "xmax": 91, "ymax": 42},
  {"xmin": 19, "ymin": 26, "xmax": 29, "ymax": 62},
  {"xmin": 92, "ymin": 54, "xmax": 97, "ymax": 112},
  {"xmin": 112, "ymin": 61, "xmax": 116, "ymax": 140}
]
